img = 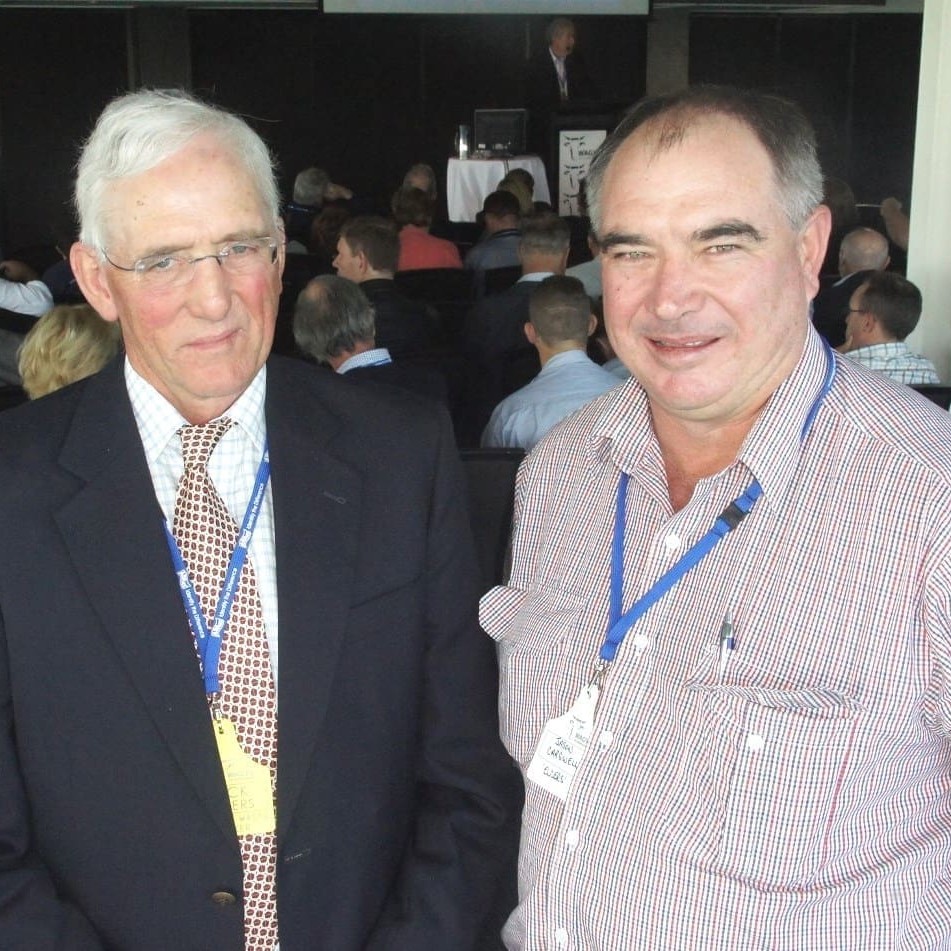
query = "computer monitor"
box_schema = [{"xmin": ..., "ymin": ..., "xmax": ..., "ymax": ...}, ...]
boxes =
[{"xmin": 473, "ymin": 109, "xmax": 528, "ymax": 157}]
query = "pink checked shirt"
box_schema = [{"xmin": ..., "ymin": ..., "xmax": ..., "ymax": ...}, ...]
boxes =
[{"xmin": 481, "ymin": 331, "xmax": 951, "ymax": 950}]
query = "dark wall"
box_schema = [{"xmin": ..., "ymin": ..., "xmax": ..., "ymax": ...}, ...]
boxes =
[
  {"xmin": 0, "ymin": 9, "xmax": 644, "ymax": 251},
  {"xmin": 0, "ymin": 9, "xmax": 128, "ymax": 254},
  {"xmin": 690, "ymin": 14, "xmax": 922, "ymax": 206},
  {"xmin": 0, "ymin": 9, "xmax": 920, "ymax": 251},
  {"xmin": 190, "ymin": 13, "xmax": 644, "ymax": 216}
]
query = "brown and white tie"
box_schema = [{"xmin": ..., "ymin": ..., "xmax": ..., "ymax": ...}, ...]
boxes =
[{"xmin": 173, "ymin": 418, "xmax": 279, "ymax": 951}]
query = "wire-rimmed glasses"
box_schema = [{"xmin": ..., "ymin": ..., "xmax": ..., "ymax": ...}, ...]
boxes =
[{"xmin": 101, "ymin": 236, "xmax": 279, "ymax": 290}]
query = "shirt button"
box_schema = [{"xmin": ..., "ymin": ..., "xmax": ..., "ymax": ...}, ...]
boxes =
[
  {"xmin": 555, "ymin": 927, "xmax": 569, "ymax": 949},
  {"xmin": 747, "ymin": 733, "xmax": 765, "ymax": 752},
  {"xmin": 598, "ymin": 730, "xmax": 614, "ymax": 749},
  {"xmin": 664, "ymin": 533, "xmax": 681, "ymax": 550},
  {"xmin": 565, "ymin": 828, "xmax": 580, "ymax": 850}
]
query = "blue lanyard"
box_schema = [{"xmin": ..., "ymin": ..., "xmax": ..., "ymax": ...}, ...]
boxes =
[
  {"xmin": 600, "ymin": 342, "xmax": 836, "ymax": 667},
  {"xmin": 164, "ymin": 443, "xmax": 271, "ymax": 699}
]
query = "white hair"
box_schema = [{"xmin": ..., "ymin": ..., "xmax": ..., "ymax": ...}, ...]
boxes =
[{"xmin": 75, "ymin": 88, "xmax": 281, "ymax": 250}]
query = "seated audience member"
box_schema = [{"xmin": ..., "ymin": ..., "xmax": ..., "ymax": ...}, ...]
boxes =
[
  {"xmin": 812, "ymin": 226, "xmax": 890, "ymax": 347},
  {"xmin": 841, "ymin": 271, "xmax": 939, "ymax": 385},
  {"xmin": 0, "ymin": 259, "xmax": 54, "ymax": 317},
  {"xmin": 461, "ymin": 211, "xmax": 571, "ymax": 443},
  {"xmin": 294, "ymin": 274, "xmax": 447, "ymax": 404},
  {"xmin": 482, "ymin": 275, "xmax": 618, "ymax": 451},
  {"xmin": 0, "ymin": 260, "xmax": 57, "ymax": 385},
  {"xmin": 503, "ymin": 167, "xmax": 551, "ymax": 212},
  {"xmin": 392, "ymin": 186, "xmax": 462, "ymax": 271},
  {"xmin": 309, "ymin": 204, "xmax": 351, "ymax": 272},
  {"xmin": 17, "ymin": 303, "xmax": 121, "ymax": 399},
  {"xmin": 465, "ymin": 190, "xmax": 522, "ymax": 284},
  {"xmin": 566, "ymin": 232, "xmax": 602, "ymax": 301},
  {"xmin": 497, "ymin": 174, "xmax": 534, "ymax": 217},
  {"xmin": 285, "ymin": 166, "xmax": 354, "ymax": 254},
  {"xmin": 401, "ymin": 162, "xmax": 458, "ymax": 240},
  {"xmin": 402, "ymin": 162, "xmax": 438, "ymax": 201},
  {"xmin": 334, "ymin": 215, "xmax": 436, "ymax": 358},
  {"xmin": 588, "ymin": 301, "xmax": 630, "ymax": 381}
]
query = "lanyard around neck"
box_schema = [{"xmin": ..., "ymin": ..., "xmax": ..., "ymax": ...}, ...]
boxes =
[
  {"xmin": 599, "ymin": 342, "xmax": 836, "ymax": 668},
  {"xmin": 164, "ymin": 442, "xmax": 271, "ymax": 698}
]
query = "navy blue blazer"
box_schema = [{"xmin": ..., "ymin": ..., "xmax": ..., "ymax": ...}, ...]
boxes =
[{"xmin": 0, "ymin": 355, "xmax": 519, "ymax": 950}]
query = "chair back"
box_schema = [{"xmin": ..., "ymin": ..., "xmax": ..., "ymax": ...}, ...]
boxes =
[
  {"xmin": 459, "ymin": 447, "xmax": 525, "ymax": 592},
  {"xmin": 394, "ymin": 268, "xmax": 475, "ymax": 302},
  {"xmin": 482, "ymin": 265, "xmax": 522, "ymax": 297}
]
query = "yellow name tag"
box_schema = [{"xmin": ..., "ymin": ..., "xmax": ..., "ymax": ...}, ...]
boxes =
[{"xmin": 212, "ymin": 717, "xmax": 276, "ymax": 836}]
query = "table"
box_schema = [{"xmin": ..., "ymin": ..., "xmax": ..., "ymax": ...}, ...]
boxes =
[{"xmin": 446, "ymin": 155, "xmax": 550, "ymax": 222}]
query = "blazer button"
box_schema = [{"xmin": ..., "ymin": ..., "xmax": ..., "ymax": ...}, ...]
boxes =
[{"xmin": 210, "ymin": 891, "xmax": 239, "ymax": 906}]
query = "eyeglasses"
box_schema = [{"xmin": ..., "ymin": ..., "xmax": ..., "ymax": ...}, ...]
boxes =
[
  {"xmin": 847, "ymin": 308, "xmax": 866, "ymax": 315},
  {"xmin": 101, "ymin": 236, "xmax": 279, "ymax": 290}
]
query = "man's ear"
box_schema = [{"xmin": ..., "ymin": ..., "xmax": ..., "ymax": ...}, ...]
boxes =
[
  {"xmin": 587, "ymin": 314, "xmax": 597, "ymax": 337},
  {"xmin": 799, "ymin": 204, "xmax": 832, "ymax": 302},
  {"xmin": 356, "ymin": 250, "xmax": 370, "ymax": 277},
  {"xmin": 69, "ymin": 242, "xmax": 121, "ymax": 323},
  {"xmin": 524, "ymin": 321, "xmax": 538, "ymax": 346}
]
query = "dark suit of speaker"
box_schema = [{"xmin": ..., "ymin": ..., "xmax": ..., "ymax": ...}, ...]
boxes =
[{"xmin": 0, "ymin": 355, "xmax": 519, "ymax": 950}]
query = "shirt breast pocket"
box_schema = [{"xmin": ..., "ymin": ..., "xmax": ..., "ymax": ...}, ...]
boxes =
[
  {"xmin": 481, "ymin": 583, "xmax": 587, "ymax": 765},
  {"xmin": 661, "ymin": 683, "xmax": 863, "ymax": 888}
]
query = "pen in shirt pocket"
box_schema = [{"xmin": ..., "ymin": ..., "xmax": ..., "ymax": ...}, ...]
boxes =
[{"xmin": 717, "ymin": 608, "xmax": 735, "ymax": 682}]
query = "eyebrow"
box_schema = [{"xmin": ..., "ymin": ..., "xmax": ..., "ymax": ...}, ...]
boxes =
[
  {"xmin": 693, "ymin": 221, "xmax": 765, "ymax": 243},
  {"xmin": 597, "ymin": 220, "xmax": 765, "ymax": 252},
  {"xmin": 134, "ymin": 231, "xmax": 269, "ymax": 260},
  {"xmin": 597, "ymin": 231, "xmax": 648, "ymax": 251}
]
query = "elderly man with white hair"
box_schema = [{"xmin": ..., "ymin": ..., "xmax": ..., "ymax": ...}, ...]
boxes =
[{"xmin": 0, "ymin": 88, "xmax": 518, "ymax": 951}]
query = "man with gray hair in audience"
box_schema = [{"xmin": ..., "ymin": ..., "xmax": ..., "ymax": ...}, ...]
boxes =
[
  {"xmin": 812, "ymin": 225, "xmax": 890, "ymax": 347},
  {"xmin": 284, "ymin": 165, "xmax": 353, "ymax": 254},
  {"xmin": 294, "ymin": 274, "xmax": 447, "ymax": 402}
]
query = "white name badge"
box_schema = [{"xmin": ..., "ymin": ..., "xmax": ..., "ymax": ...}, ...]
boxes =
[{"xmin": 527, "ymin": 684, "xmax": 599, "ymax": 802}]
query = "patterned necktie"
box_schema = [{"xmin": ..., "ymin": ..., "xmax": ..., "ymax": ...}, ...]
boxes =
[{"xmin": 173, "ymin": 418, "xmax": 279, "ymax": 951}]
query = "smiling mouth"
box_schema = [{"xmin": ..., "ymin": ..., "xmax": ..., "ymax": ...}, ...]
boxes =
[{"xmin": 651, "ymin": 337, "xmax": 717, "ymax": 350}]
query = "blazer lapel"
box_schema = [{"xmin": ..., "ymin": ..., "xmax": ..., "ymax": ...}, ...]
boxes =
[
  {"xmin": 265, "ymin": 366, "xmax": 362, "ymax": 837},
  {"xmin": 54, "ymin": 363, "xmax": 237, "ymax": 843}
]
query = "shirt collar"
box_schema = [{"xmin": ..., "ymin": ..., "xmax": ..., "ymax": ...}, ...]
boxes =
[
  {"xmin": 588, "ymin": 330, "xmax": 834, "ymax": 511},
  {"xmin": 337, "ymin": 347, "xmax": 393, "ymax": 373},
  {"xmin": 125, "ymin": 357, "xmax": 268, "ymax": 464},
  {"xmin": 540, "ymin": 349, "xmax": 591, "ymax": 373}
]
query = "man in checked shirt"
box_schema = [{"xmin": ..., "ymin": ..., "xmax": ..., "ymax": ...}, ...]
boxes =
[{"xmin": 481, "ymin": 84, "xmax": 951, "ymax": 950}]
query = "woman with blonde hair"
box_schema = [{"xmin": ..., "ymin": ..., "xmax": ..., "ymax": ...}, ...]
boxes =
[{"xmin": 17, "ymin": 303, "xmax": 120, "ymax": 399}]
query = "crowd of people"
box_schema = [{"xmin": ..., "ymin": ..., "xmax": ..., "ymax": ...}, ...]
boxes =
[{"xmin": 1, "ymin": 75, "xmax": 950, "ymax": 951}]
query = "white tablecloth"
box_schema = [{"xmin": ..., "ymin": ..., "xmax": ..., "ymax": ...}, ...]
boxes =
[{"xmin": 446, "ymin": 155, "xmax": 550, "ymax": 222}]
